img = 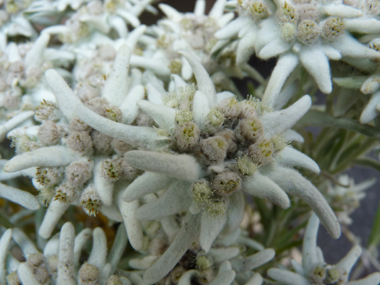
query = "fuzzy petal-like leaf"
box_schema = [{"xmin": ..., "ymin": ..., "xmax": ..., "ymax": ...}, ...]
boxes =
[
  {"xmin": 88, "ymin": 228, "xmax": 107, "ymax": 269},
  {"xmin": 45, "ymin": 69, "xmax": 82, "ymax": 121},
  {"xmin": 299, "ymin": 46, "xmax": 332, "ymax": 94},
  {"xmin": 262, "ymin": 165, "xmax": 341, "ymax": 239},
  {"xmin": 261, "ymin": 95, "xmax": 311, "ymax": 138},
  {"xmin": 76, "ymin": 104, "xmax": 159, "ymax": 149},
  {"xmin": 200, "ymin": 211, "xmax": 227, "ymax": 252},
  {"xmin": 143, "ymin": 214, "xmax": 201, "ymax": 284},
  {"xmin": 57, "ymin": 223, "xmax": 76, "ymax": 285},
  {"xmin": 243, "ymin": 172, "xmax": 290, "ymax": 208},
  {"xmin": 102, "ymin": 45, "xmax": 131, "ymax": 105},
  {"xmin": 262, "ymin": 53, "xmax": 299, "ymax": 107},
  {"xmin": 276, "ymin": 147, "xmax": 320, "ymax": 173},
  {"xmin": 125, "ymin": 150, "xmax": 203, "ymax": 181},
  {"xmin": 135, "ymin": 181, "xmax": 192, "ymax": 220},
  {"xmin": 179, "ymin": 51, "xmax": 216, "ymax": 107},
  {"xmin": 231, "ymin": 249, "xmax": 275, "ymax": 273},
  {"xmin": 122, "ymin": 172, "xmax": 176, "ymax": 202}
]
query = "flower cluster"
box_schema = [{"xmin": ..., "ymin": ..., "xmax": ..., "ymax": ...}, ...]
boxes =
[
  {"xmin": 268, "ymin": 214, "xmax": 380, "ymax": 285},
  {"xmin": 0, "ymin": 223, "xmax": 130, "ymax": 284},
  {"xmin": 0, "ymin": 0, "xmax": 379, "ymax": 284}
]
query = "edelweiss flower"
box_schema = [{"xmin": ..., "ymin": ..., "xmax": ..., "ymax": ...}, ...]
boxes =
[
  {"xmin": 122, "ymin": 0, "xmax": 253, "ymax": 96},
  {"xmin": 127, "ymin": 210, "xmax": 274, "ymax": 285},
  {"xmin": 40, "ymin": 0, "xmax": 155, "ymax": 43},
  {"xmin": 71, "ymin": 51, "xmax": 339, "ymax": 283},
  {"xmin": 268, "ymin": 214, "xmax": 380, "ymax": 285},
  {"xmin": 333, "ymin": 36, "xmax": 380, "ymax": 124},
  {"xmin": 3, "ymin": 46, "xmax": 154, "ymax": 252},
  {"xmin": 0, "ymin": 222, "xmax": 130, "ymax": 285},
  {"xmin": 0, "ymin": 0, "xmax": 37, "ymax": 41},
  {"xmin": 214, "ymin": 0, "xmax": 275, "ymax": 66},
  {"xmin": 0, "ymin": 33, "xmax": 74, "ymax": 142},
  {"xmin": 346, "ymin": 38, "xmax": 380, "ymax": 124},
  {"xmin": 320, "ymin": 174, "xmax": 375, "ymax": 226},
  {"xmin": 218, "ymin": 0, "xmax": 380, "ymax": 108},
  {"xmin": 132, "ymin": 0, "xmax": 236, "ymax": 83}
]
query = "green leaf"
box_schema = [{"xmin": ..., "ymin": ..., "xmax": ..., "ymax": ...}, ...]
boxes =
[
  {"xmin": 334, "ymin": 89, "xmax": 360, "ymax": 117},
  {"xmin": 0, "ymin": 212, "xmax": 15, "ymax": 228},
  {"xmin": 367, "ymin": 200, "xmax": 380, "ymax": 249},
  {"xmin": 298, "ymin": 110, "xmax": 380, "ymax": 138},
  {"xmin": 254, "ymin": 198, "xmax": 272, "ymax": 229},
  {"xmin": 274, "ymin": 220, "xmax": 308, "ymax": 249},
  {"xmin": 333, "ymin": 138, "xmax": 378, "ymax": 174},
  {"xmin": 354, "ymin": 157, "xmax": 380, "ymax": 173},
  {"xmin": 333, "ymin": 77, "xmax": 368, "ymax": 89}
]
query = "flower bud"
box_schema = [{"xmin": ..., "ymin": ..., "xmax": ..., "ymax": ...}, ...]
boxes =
[
  {"xmin": 26, "ymin": 253, "xmax": 50, "ymax": 284},
  {"xmin": 65, "ymin": 159, "xmax": 94, "ymax": 187},
  {"xmin": 78, "ymin": 263, "xmax": 100, "ymax": 285},
  {"xmin": 111, "ymin": 139, "xmax": 133, "ymax": 154},
  {"xmin": 69, "ymin": 116, "xmax": 92, "ymax": 132},
  {"xmin": 206, "ymin": 109, "xmax": 225, "ymax": 133},
  {"xmin": 237, "ymin": 155, "xmax": 258, "ymax": 176},
  {"xmin": 297, "ymin": 4, "xmax": 319, "ymax": 21},
  {"xmin": 248, "ymin": 137, "xmax": 274, "ymax": 166},
  {"xmin": 86, "ymin": 97, "xmax": 110, "ymax": 117},
  {"xmin": 235, "ymin": 116, "xmax": 264, "ymax": 144},
  {"xmin": 35, "ymin": 100, "xmax": 61, "ymax": 122},
  {"xmin": 200, "ymin": 136, "xmax": 228, "ymax": 164},
  {"xmin": 280, "ymin": 22, "xmax": 297, "ymax": 42},
  {"xmin": 38, "ymin": 121, "xmax": 61, "ymax": 145},
  {"xmin": 36, "ymin": 167, "xmax": 64, "ymax": 188},
  {"xmin": 215, "ymin": 129, "xmax": 237, "ymax": 156},
  {"xmin": 54, "ymin": 183, "xmax": 79, "ymax": 203},
  {"xmin": 38, "ymin": 188, "xmax": 55, "ymax": 207},
  {"xmin": 76, "ymin": 84, "xmax": 100, "ymax": 102},
  {"xmin": 80, "ymin": 186, "xmax": 102, "ymax": 216},
  {"xmin": 66, "ymin": 131, "xmax": 93, "ymax": 154},
  {"xmin": 216, "ymin": 97, "xmax": 241, "ymax": 121},
  {"xmin": 277, "ymin": 1, "xmax": 298, "ymax": 23},
  {"xmin": 297, "ymin": 20, "xmax": 320, "ymax": 46},
  {"xmin": 91, "ymin": 130, "xmax": 113, "ymax": 155},
  {"xmin": 321, "ymin": 17, "xmax": 345, "ymax": 41},
  {"xmin": 249, "ymin": 2, "xmax": 269, "ymax": 21},
  {"xmin": 174, "ymin": 121, "xmax": 200, "ymax": 152},
  {"xmin": 175, "ymin": 109, "xmax": 194, "ymax": 124},
  {"xmin": 100, "ymin": 157, "xmax": 138, "ymax": 181},
  {"xmin": 211, "ymin": 171, "xmax": 242, "ymax": 197}
]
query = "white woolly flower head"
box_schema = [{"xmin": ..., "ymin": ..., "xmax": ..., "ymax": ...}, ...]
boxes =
[
  {"xmin": 268, "ymin": 214, "xmax": 380, "ymax": 285},
  {"xmin": 117, "ymin": 51, "xmax": 341, "ymax": 283},
  {"xmin": 215, "ymin": 0, "xmax": 380, "ymax": 108},
  {"xmin": 35, "ymin": 0, "xmax": 155, "ymax": 43},
  {"xmin": 237, "ymin": 0, "xmax": 273, "ymax": 20},
  {"xmin": 130, "ymin": 0, "xmax": 241, "ymax": 93},
  {"xmin": 337, "ymin": 37, "xmax": 380, "ymax": 124},
  {"xmin": 320, "ymin": 175, "xmax": 375, "ymax": 225},
  {"xmin": 0, "ymin": 222, "xmax": 131, "ymax": 285},
  {"xmin": 0, "ymin": 33, "xmax": 73, "ymax": 142},
  {"xmin": 3, "ymin": 45, "xmax": 149, "ymax": 241},
  {"xmin": 128, "ymin": 213, "xmax": 274, "ymax": 285}
]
